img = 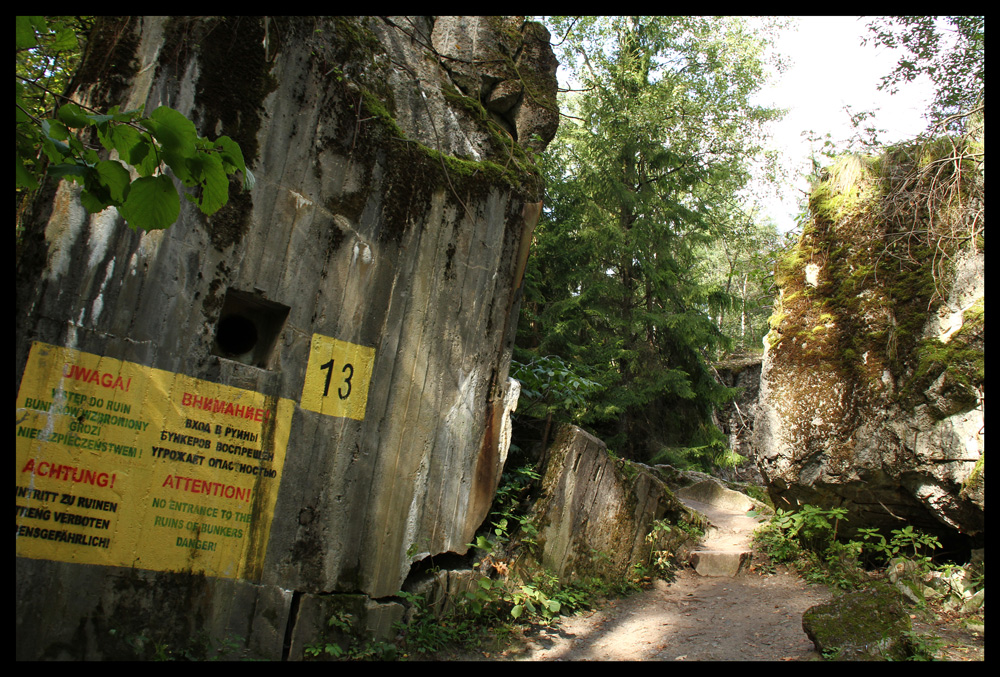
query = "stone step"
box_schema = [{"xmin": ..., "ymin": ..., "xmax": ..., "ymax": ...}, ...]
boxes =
[
  {"xmin": 675, "ymin": 480, "xmax": 767, "ymax": 577},
  {"xmin": 689, "ymin": 549, "xmax": 753, "ymax": 577},
  {"xmin": 676, "ymin": 480, "xmax": 756, "ymax": 513}
]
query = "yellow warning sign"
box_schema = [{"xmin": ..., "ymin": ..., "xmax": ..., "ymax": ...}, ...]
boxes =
[
  {"xmin": 299, "ymin": 333, "xmax": 375, "ymax": 421},
  {"xmin": 15, "ymin": 342, "xmax": 294, "ymax": 581}
]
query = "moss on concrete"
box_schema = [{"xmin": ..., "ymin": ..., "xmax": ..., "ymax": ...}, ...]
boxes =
[
  {"xmin": 303, "ymin": 17, "xmax": 547, "ymax": 248},
  {"xmin": 901, "ymin": 297, "xmax": 984, "ymax": 418},
  {"xmin": 962, "ymin": 453, "xmax": 984, "ymax": 498},
  {"xmin": 71, "ymin": 17, "xmax": 142, "ymax": 108},
  {"xmin": 152, "ymin": 17, "xmax": 278, "ymax": 250}
]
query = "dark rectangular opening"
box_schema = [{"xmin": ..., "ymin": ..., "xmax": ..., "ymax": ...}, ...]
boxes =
[{"xmin": 212, "ymin": 288, "xmax": 290, "ymax": 369}]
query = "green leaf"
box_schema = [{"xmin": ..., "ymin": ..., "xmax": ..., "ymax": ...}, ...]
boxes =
[
  {"xmin": 117, "ymin": 105, "xmax": 145, "ymax": 122},
  {"xmin": 214, "ymin": 135, "xmax": 246, "ymax": 174},
  {"xmin": 40, "ymin": 137, "xmax": 71, "ymax": 163},
  {"xmin": 129, "ymin": 140, "xmax": 160, "ymax": 177},
  {"xmin": 95, "ymin": 160, "xmax": 132, "ymax": 203},
  {"xmin": 162, "ymin": 149, "xmax": 193, "ymax": 184},
  {"xmin": 184, "ymin": 152, "xmax": 229, "ymax": 214},
  {"xmin": 15, "ymin": 96, "xmax": 31, "ymax": 125},
  {"xmin": 101, "ymin": 123, "xmax": 142, "ymax": 160},
  {"xmin": 16, "ymin": 16, "xmax": 44, "ymax": 50},
  {"xmin": 145, "ymin": 106, "xmax": 197, "ymax": 157},
  {"xmin": 50, "ymin": 26, "xmax": 80, "ymax": 52},
  {"xmin": 16, "ymin": 157, "xmax": 39, "ymax": 190},
  {"xmin": 80, "ymin": 145, "xmax": 100, "ymax": 165},
  {"xmin": 119, "ymin": 175, "xmax": 180, "ymax": 231},
  {"xmin": 57, "ymin": 103, "xmax": 92, "ymax": 129},
  {"xmin": 87, "ymin": 113, "xmax": 116, "ymax": 127},
  {"xmin": 42, "ymin": 118, "xmax": 69, "ymax": 142},
  {"xmin": 47, "ymin": 163, "xmax": 88, "ymax": 181},
  {"xmin": 80, "ymin": 188, "xmax": 112, "ymax": 214}
]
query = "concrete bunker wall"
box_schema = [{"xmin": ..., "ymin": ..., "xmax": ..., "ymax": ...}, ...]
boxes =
[{"xmin": 15, "ymin": 16, "xmax": 558, "ymax": 659}]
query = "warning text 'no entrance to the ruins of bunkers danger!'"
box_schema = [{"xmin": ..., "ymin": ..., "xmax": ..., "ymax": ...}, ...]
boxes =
[{"xmin": 15, "ymin": 341, "xmax": 295, "ymax": 581}]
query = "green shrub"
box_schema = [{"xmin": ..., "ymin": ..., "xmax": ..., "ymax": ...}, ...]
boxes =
[
  {"xmin": 754, "ymin": 504, "xmax": 848, "ymax": 563},
  {"xmin": 754, "ymin": 504, "xmax": 950, "ymax": 593},
  {"xmin": 856, "ymin": 525, "xmax": 941, "ymax": 571}
]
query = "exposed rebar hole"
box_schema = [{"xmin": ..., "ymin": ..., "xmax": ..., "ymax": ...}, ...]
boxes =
[{"xmin": 211, "ymin": 288, "xmax": 290, "ymax": 369}]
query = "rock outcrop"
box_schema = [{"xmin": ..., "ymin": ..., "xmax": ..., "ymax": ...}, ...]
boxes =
[
  {"xmin": 753, "ymin": 148, "xmax": 984, "ymax": 549},
  {"xmin": 16, "ymin": 16, "xmax": 558, "ymax": 660}
]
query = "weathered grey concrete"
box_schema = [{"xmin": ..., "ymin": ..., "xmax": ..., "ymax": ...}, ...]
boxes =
[
  {"xmin": 15, "ymin": 557, "xmax": 293, "ymax": 660},
  {"xmin": 16, "ymin": 16, "xmax": 558, "ymax": 660},
  {"xmin": 677, "ymin": 494, "xmax": 760, "ymax": 577},
  {"xmin": 285, "ymin": 592, "xmax": 405, "ymax": 661},
  {"xmin": 688, "ymin": 550, "xmax": 753, "ymax": 577},
  {"xmin": 516, "ymin": 425, "xmax": 705, "ymax": 584},
  {"xmin": 676, "ymin": 479, "xmax": 756, "ymax": 513}
]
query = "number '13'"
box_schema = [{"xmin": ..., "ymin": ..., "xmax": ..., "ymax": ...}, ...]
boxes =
[{"xmin": 320, "ymin": 359, "xmax": 353, "ymax": 400}]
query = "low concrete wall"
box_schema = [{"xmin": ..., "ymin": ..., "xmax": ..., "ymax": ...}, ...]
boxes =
[{"xmin": 516, "ymin": 425, "xmax": 704, "ymax": 583}]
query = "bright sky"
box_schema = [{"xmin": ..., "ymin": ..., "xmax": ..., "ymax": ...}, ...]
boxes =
[
  {"xmin": 753, "ymin": 16, "xmax": 937, "ymax": 233},
  {"xmin": 546, "ymin": 16, "xmax": 940, "ymax": 235}
]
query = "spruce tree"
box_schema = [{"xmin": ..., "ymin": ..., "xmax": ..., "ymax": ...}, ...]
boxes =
[{"xmin": 518, "ymin": 16, "xmax": 785, "ymax": 464}]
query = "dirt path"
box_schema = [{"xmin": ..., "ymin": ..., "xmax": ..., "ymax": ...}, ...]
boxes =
[
  {"xmin": 497, "ymin": 559, "xmax": 983, "ymax": 662},
  {"xmin": 506, "ymin": 566, "xmax": 832, "ymax": 661},
  {"xmin": 431, "ymin": 482, "xmax": 982, "ymax": 662},
  {"xmin": 497, "ymin": 483, "xmax": 835, "ymax": 661}
]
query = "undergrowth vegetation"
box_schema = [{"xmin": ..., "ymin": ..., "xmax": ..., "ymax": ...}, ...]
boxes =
[
  {"xmin": 752, "ymin": 503, "xmax": 984, "ymax": 658},
  {"xmin": 296, "ymin": 462, "xmax": 657, "ymax": 660},
  {"xmin": 381, "ymin": 463, "xmax": 649, "ymax": 659},
  {"xmin": 754, "ymin": 504, "xmax": 967, "ymax": 587}
]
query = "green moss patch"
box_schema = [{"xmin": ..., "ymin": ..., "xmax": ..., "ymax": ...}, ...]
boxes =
[
  {"xmin": 802, "ymin": 583, "xmax": 914, "ymax": 660},
  {"xmin": 767, "ymin": 137, "xmax": 982, "ymax": 425},
  {"xmin": 900, "ymin": 297, "xmax": 984, "ymax": 417}
]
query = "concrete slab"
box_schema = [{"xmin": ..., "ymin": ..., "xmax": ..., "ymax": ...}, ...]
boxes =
[{"xmin": 678, "ymin": 488, "xmax": 767, "ymax": 578}]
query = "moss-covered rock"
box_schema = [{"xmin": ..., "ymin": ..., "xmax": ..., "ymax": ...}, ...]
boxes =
[
  {"xmin": 753, "ymin": 138, "xmax": 984, "ymax": 546},
  {"xmin": 802, "ymin": 584, "xmax": 914, "ymax": 660}
]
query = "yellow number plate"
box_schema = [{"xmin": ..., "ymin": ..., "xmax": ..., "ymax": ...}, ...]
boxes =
[{"xmin": 300, "ymin": 334, "xmax": 375, "ymax": 421}]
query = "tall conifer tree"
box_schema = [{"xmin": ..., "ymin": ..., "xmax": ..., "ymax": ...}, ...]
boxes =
[{"xmin": 519, "ymin": 16, "xmax": 785, "ymax": 462}]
